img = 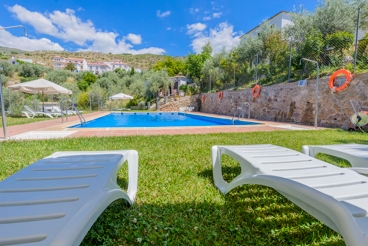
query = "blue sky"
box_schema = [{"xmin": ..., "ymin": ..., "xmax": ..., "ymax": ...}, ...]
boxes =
[{"xmin": 0, "ymin": 0, "xmax": 318, "ymax": 56}]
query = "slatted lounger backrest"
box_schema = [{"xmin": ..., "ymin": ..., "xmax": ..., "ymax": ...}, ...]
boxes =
[{"xmin": 0, "ymin": 150, "xmax": 138, "ymax": 246}]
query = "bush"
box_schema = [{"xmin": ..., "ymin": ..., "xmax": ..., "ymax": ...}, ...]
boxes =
[
  {"xmin": 126, "ymin": 96, "xmax": 144, "ymax": 108},
  {"xmin": 0, "ymin": 61, "xmax": 15, "ymax": 77},
  {"xmin": 78, "ymin": 80, "xmax": 89, "ymax": 91},
  {"xmin": 77, "ymin": 91, "xmax": 89, "ymax": 108}
]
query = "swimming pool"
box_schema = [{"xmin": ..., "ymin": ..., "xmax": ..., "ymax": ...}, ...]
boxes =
[{"xmin": 70, "ymin": 112, "xmax": 260, "ymax": 128}]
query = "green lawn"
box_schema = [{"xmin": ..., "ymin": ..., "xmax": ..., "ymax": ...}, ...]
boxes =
[
  {"xmin": 0, "ymin": 116, "xmax": 53, "ymax": 127},
  {"xmin": 1, "ymin": 129, "xmax": 367, "ymax": 245}
]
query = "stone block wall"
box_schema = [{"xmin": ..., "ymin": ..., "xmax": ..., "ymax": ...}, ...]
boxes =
[
  {"xmin": 199, "ymin": 73, "xmax": 368, "ymax": 129},
  {"xmin": 159, "ymin": 96, "xmax": 200, "ymax": 112}
]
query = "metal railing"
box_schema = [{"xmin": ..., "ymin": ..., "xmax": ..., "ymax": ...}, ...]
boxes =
[
  {"xmin": 60, "ymin": 99, "xmax": 86, "ymax": 125},
  {"xmin": 232, "ymin": 102, "xmax": 250, "ymax": 123}
]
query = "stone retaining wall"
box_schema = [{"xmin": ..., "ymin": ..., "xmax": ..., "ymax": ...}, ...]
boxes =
[
  {"xmin": 159, "ymin": 96, "xmax": 199, "ymax": 111},
  {"xmin": 199, "ymin": 73, "xmax": 368, "ymax": 129}
]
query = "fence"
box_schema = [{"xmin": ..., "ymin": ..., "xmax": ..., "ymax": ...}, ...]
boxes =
[{"xmin": 201, "ymin": 7, "xmax": 366, "ymax": 93}]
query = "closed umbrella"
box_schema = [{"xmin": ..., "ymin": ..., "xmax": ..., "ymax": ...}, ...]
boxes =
[{"xmin": 9, "ymin": 78, "xmax": 72, "ymax": 111}]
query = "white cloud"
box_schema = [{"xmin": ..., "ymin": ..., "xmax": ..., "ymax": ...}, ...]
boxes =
[
  {"xmin": 125, "ymin": 33, "xmax": 142, "ymax": 45},
  {"xmin": 188, "ymin": 22, "xmax": 241, "ymax": 54},
  {"xmin": 8, "ymin": 5, "xmax": 165, "ymax": 54},
  {"xmin": 186, "ymin": 23, "xmax": 207, "ymax": 35},
  {"xmin": 0, "ymin": 28, "xmax": 64, "ymax": 51},
  {"xmin": 203, "ymin": 16, "xmax": 212, "ymax": 21},
  {"xmin": 8, "ymin": 5, "xmax": 59, "ymax": 36},
  {"xmin": 213, "ymin": 12, "xmax": 222, "ymax": 18},
  {"xmin": 189, "ymin": 8, "xmax": 199, "ymax": 14},
  {"xmin": 167, "ymin": 27, "xmax": 172, "ymax": 30},
  {"xmin": 156, "ymin": 10, "xmax": 171, "ymax": 18}
]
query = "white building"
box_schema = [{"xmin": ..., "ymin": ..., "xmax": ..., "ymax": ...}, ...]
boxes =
[
  {"xmin": 104, "ymin": 59, "xmax": 130, "ymax": 70},
  {"xmin": 52, "ymin": 57, "xmax": 143, "ymax": 74},
  {"xmin": 88, "ymin": 61, "xmax": 111, "ymax": 74},
  {"xmin": 170, "ymin": 73, "xmax": 191, "ymax": 96},
  {"xmin": 241, "ymin": 11, "xmax": 293, "ymax": 39},
  {"xmin": 242, "ymin": 10, "xmax": 367, "ymax": 41},
  {"xmin": 53, "ymin": 56, "xmax": 88, "ymax": 72}
]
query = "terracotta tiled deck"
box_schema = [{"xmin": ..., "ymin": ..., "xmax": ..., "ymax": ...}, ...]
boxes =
[{"xmin": 1, "ymin": 111, "xmax": 320, "ymax": 140}]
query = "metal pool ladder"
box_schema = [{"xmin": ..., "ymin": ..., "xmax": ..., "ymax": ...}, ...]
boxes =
[
  {"xmin": 232, "ymin": 102, "xmax": 250, "ymax": 124},
  {"xmin": 60, "ymin": 99, "xmax": 86, "ymax": 125}
]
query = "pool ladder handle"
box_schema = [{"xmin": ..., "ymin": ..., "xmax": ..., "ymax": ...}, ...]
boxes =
[
  {"xmin": 232, "ymin": 102, "xmax": 250, "ymax": 124},
  {"xmin": 74, "ymin": 107, "xmax": 86, "ymax": 125},
  {"xmin": 60, "ymin": 99, "xmax": 86, "ymax": 125}
]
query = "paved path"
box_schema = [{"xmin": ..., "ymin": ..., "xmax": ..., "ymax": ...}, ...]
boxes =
[{"xmin": 0, "ymin": 111, "xmax": 319, "ymax": 140}]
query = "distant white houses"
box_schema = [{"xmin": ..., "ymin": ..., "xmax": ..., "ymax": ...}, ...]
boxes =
[
  {"xmin": 104, "ymin": 59, "xmax": 130, "ymax": 70},
  {"xmin": 52, "ymin": 56, "xmax": 141, "ymax": 74},
  {"xmin": 88, "ymin": 61, "xmax": 111, "ymax": 74},
  {"xmin": 53, "ymin": 56, "xmax": 88, "ymax": 71}
]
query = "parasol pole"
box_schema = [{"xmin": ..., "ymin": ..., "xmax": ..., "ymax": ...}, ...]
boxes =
[{"xmin": 42, "ymin": 91, "xmax": 44, "ymax": 112}]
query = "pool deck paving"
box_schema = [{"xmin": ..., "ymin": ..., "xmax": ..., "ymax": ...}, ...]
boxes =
[{"xmin": 1, "ymin": 111, "xmax": 321, "ymax": 140}]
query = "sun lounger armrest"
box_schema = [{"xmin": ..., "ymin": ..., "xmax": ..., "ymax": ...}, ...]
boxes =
[
  {"xmin": 349, "ymin": 167, "xmax": 368, "ymax": 176},
  {"xmin": 243, "ymin": 175, "xmax": 367, "ymax": 246},
  {"xmin": 303, "ymin": 145, "xmax": 368, "ymax": 168}
]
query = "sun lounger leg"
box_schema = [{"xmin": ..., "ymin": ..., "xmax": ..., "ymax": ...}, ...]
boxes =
[
  {"xmin": 302, "ymin": 145, "xmax": 315, "ymax": 157},
  {"xmin": 126, "ymin": 150, "xmax": 138, "ymax": 203},
  {"xmin": 211, "ymin": 146, "xmax": 230, "ymax": 194}
]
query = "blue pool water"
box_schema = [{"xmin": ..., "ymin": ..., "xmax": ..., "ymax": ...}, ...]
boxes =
[{"xmin": 70, "ymin": 112, "xmax": 260, "ymax": 128}]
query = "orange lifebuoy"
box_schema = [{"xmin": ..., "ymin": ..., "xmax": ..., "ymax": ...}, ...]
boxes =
[
  {"xmin": 218, "ymin": 91, "xmax": 223, "ymax": 100},
  {"xmin": 328, "ymin": 69, "xmax": 353, "ymax": 92},
  {"xmin": 252, "ymin": 85, "xmax": 261, "ymax": 98},
  {"xmin": 202, "ymin": 95, "xmax": 206, "ymax": 102}
]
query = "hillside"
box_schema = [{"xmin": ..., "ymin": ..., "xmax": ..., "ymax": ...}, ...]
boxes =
[{"xmin": 0, "ymin": 47, "xmax": 185, "ymax": 70}]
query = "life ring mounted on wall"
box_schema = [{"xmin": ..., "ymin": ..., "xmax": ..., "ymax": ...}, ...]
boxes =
[
  {"xmin": 202, "ymin": 95, "xmax": 206, "ymax": 102},
  {"xmin": 218, "ymin": 91, "xmax": 223, "ymax": 100},
  {"xmin": 328, "ymin": 69, "xmax": 353, "ymax": 92},
  {"xmin": 252, "ymin": 85, "xmax": 261, "ymax": 98}
]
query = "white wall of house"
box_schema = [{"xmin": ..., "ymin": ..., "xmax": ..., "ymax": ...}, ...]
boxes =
[
  {"xmin": 88, "ymin": 63, "xmax": 111, "ymax": 74},
  {"xmin": 53, "ymin": 57, "xmax": 142, "ymax": 73},
  {"xmin": 243, "ymin": 11, "xmax": 293, "ymax": 38}
]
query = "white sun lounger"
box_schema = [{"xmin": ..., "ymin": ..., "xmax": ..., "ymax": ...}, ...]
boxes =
[
  {"xmin": 212, "ymin": 144, "xmax": 368, "ymax": 246},
  {"xmin": 0, "ymin": 150, "xmax": 138, "ymax": 246},
  {"xmin": 24, "ymin": 105, "xmax": 55, "ymax": 118},
  {"xmin": 303, "ymin": 144, "xmax": 368, "ymax": 173}
]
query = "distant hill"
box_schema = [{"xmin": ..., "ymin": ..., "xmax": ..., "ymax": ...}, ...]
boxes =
[{"xmin": 0, "ymin": 47, "xmax": 185, "ymax": 70}]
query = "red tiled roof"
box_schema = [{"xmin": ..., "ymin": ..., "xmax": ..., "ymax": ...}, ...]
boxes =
[
  {"xmin": 88, "ymin": 62, "xmax": 108, "ymax": 66},
  {"xmin": 65, "ymin": 58, "xmax": 84, "ymax": 61}
]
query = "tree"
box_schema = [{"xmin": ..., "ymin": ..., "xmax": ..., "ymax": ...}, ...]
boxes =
[
  {"xmin": 263, "ymin": 30, "xmax": 289, "ymax": 74},
  {"xmin": 326, "ymin": 31, "xmax": 354, "ymax": 54},
  {"xmin": 77, "ymin": 80, "xmax": 89, "ymax": 91},
  {"xmin": 185, "ymin": 42, "xmax": 213, "ymax": 84},
  {"xmin": 45, "ymin": 70, "xmax": 75, "ymax": 84},
  {"xmin": 0, "ymin": 61, "xmax": 15, "ymax": 77},
  {"xmin": 10, "ymin": 50, "xmax": 18, "ymax": 54},
  {"xmin": 82, "ymin": 72, "xmax": 97, "ymax": 85},
  {"xmin": 130, "ymin": 67, "xmax": 135, "ymax": 75},
  {"xmin": 65, "ymin": 63, "xmax": 76, "ymax": 71},
  {"xmin": 146, "ymin": 70, "xmax": 171, "ymax": 96},
  {"xmin": 129, "ymin": 77, "xmax": 147, "ymax": 98},
  {"xmin": 77, "ymin": 91, "xmax": 89, "ymax": 108},
  {"xmin": 151, "ymin": 56, "xmax": 186, "ymax": 76}
]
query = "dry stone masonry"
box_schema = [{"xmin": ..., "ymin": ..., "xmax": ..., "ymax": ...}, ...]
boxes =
[
  {"xmin": 199, "ymin": 73, "xmax": 368, "ymax": 129},
  {"xmin": 161, "ymin": 73, "xmax": 368, "ymax": 129}
]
